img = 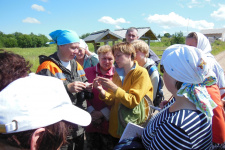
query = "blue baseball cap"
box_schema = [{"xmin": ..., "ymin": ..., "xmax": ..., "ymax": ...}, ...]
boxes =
[{"xmin": 49, "ymin": 30, "xmax": 80, "ymax": 45}]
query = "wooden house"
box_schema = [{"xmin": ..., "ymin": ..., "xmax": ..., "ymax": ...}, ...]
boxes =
[
  {"xmin": 201, "ymin": 28, "xmax": 225, "ymax": 43},
  {"xmin": 113, "ymin": 27, "xmax": 158, "ymax": 46},
  {"xmin": 83, "ymin": 29, "xmax": 123, "ymax": 52}
]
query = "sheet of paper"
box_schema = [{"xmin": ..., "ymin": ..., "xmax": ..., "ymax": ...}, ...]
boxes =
[{"xmin": 119, "ymin": 122, "xmax": 144, "ymax": 142}]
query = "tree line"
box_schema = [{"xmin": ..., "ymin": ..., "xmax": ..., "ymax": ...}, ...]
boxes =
[
  {"xmin": 0, "ymin": 31, "xmax": 185, "ymax": 48},
  {"xmin": 157, "ymin": 31, "xmax": 185, "ymax": 46},
  {"xmin": 0, "ymin": 31, "xmax": 50, "ymax": 48}
]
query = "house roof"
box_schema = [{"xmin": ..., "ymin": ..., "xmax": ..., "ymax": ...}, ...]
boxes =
[
  {"xmin": 200, "ymin": 28, "xmax": 225, "ymax": 35},
  {"xmin": 84, "ymin": 29, "xmax": 123, "ymax": 43},
  {"xmin": 113, "ymin": 27, "xmax": 158, "ymax": 40}
]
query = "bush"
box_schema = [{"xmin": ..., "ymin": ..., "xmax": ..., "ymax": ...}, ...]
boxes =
[
  {"xmin": 170, "ymin": 32, "xmax": 185, "ymax": 45},
  {"xmin": 161, "ymin": 37, "xmax": 171, "ymax": 46}
]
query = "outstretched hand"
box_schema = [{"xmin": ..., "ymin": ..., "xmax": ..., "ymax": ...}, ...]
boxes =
[
  {"xmin": 67, "ymin": 81, "xmax": 86, "ymax": 93},
  {"xmin": 95, "ymin": 76, "xmax": 118, "ymax": 93}
]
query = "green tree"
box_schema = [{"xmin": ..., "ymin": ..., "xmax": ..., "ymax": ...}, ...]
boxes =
[
  {"xmin": 80, "ymin": 33, "xmax": 90, "ymax": 39},
  {"xmin": 164, "ymin": 33, "xmax": 171, "ymax": 38},
  {"xmin": 38, "ymin": 34, "xmax": 49, "ymax": 47},
  {"xmin": 17, "ymin": 34, "xmax": 33, "ymax": 48},
  {"xmin": 0, "ymin": 31, "xmax": 5, "ymax": 48},
  {"xmin": 30, "ymin": 33, "xmax": 38, "ymax": 47},
  {"xmin": 171, "ymin": 31, "xmax": 185, "ymax": 44},
  {"xmin": 13, "ymin": 32, "xmax": 23, "ymax": 39},
  {"xmin": 4, "ymin": 37, "xmax": 18, "ymax": 47}
]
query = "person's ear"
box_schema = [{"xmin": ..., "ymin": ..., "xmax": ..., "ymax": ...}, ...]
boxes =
[{"xmin": 30, "ymin": 128, "xmax": 45, "ymax": 150}]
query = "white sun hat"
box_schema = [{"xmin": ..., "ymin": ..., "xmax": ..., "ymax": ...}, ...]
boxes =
[{"xmin": 0, "ymin": 73, "xmax": 91, "ymax": 134}]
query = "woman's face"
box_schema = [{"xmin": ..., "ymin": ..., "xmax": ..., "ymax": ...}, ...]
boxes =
[
  {"xmin": 99, "ymin": 51, "xmax": 114, "ymax": 71},
  {"xmin": 58, "ymin": 43, "xmax": 79, "ymax": 62},
  {"xmin": 75, "ymin": 48, "xmax": 86, "ymax": 60},
  {"xmin": 114, "ymin": 50, "xmax": 131, "ymax": 68},
  {"xmin": 186, "ymin": 38, "xmax": 197, "ymax": 47},
  {"xmin": 163, "ymin": 70, "xmax": 178, "ymax": 95},
  {"xmin": 135, "ymin": 50, "xmax": 145, "ymax": 64}
]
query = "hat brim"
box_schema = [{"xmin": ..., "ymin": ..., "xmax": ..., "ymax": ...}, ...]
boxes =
[{"xmin": 59, "ymin": 103, "xmax": 91, "ymax": 126}]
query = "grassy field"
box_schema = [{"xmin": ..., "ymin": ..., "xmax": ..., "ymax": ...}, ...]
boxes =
[{"xmin": 2, "ymin": 41, "xmax": 225, "ymax": 72}]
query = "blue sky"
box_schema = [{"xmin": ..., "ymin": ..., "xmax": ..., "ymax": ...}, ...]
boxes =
[{"xmin": 1, "ymin": 0, "xmax": 225, "ymax": 39}]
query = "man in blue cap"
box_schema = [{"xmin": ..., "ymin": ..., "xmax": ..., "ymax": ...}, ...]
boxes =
[{"xmin": 37, "ymin": 29, "xmax": 91, "ymax": 150}]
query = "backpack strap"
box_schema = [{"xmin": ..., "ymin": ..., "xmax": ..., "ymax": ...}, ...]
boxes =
[{"xmin": 148, "ymin": 65, "xmax": 158, "ymax": 76}]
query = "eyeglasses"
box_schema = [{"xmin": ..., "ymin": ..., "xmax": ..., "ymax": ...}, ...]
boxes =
[{"xmin": 160, "ymin": 65, "xmax": 164, "ymax": 74}]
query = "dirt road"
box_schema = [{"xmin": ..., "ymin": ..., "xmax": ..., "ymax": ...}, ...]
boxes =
[{"xmin": 163, "ymin": 51, "xmax": 225, "ymax": 100}]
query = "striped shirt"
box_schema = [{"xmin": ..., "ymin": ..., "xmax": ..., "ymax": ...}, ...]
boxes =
[{"xmin": 142, "ymin": 98, "xmax": 212, "ymax": 150}]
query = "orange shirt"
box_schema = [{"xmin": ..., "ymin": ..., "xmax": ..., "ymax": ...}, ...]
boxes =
[{"xmin": 207, "ymin": 84, "xmax": 225, "ymax": 144}]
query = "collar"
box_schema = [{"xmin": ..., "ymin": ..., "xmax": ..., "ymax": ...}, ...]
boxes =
[{"xmin": 95, "ymin": 63, "xmax": 115, "ymax": 77}]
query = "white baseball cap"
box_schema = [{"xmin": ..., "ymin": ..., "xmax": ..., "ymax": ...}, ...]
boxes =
[{"xmin": 0, "ymin": 73, "xmax": 91, "ymax": 134}]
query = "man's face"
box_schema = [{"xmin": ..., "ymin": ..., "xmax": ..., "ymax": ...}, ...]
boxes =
[{"xmin": 126, "ymin": 30, "xmax": 139, "ymax": 43}]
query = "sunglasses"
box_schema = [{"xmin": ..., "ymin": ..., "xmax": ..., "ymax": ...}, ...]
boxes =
[{"xmin": 160, "ymin": 65, "xmax": 164, "ymax": 74}]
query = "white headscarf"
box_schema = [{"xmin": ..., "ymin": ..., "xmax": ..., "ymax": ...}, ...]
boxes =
[
  {"xmin": 161, "ymin": 44, "xmax": 217, "ymax": 117},
  {"xmin": 161, "ymin": 44, "xmax": 214, "ymax": 84},
  {"xmin": 195, "ymin": 32, "xmax": 214, "ymax": 58},
  {"xmin": 79, "ymin": 39, "xmax": 89, "ymax": 50}
]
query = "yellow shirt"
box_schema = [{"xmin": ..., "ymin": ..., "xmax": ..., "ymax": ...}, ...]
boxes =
[{"xmin": 101, "ymin": 62, "xmax": 153, "ymax": 138}]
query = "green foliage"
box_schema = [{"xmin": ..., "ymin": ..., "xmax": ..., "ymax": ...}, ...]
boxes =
[
  {"xmin": 161, "ymin": 37, "xmax": 171, "ymax": 46},
  {"xmin": 0, "ymin": 38, "xmax": 4, "ymax": 48},
  {"xmin": 80, "ymin": 33, "xmax": 90, "ymax": 39},
  {"xmin": 0, "ymin": 31, "xmax": 50, "ymax": 48},
  {"xmin": 4, "ymin": 37, "xmax": 18, "ymax": 47},
  {"xmin": 17, "ymin": 34, "xmax": 33, "ymax": 48},
  {"xmin": 170, "ymin": 31, "xmax": 185, "ymax": 45},
  {"xmin": 211, "ymin": 40, "xmax": 225, "ymax": 55},
  {"xmin": 164, "ymin": 33, "xmax": 171, "ymax": 38}
]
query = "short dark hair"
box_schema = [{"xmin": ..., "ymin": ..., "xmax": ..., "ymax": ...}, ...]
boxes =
[
  {"xmin": 186, "ymin": 32, "xmax": 198, "ymax": 40},
  {"xmin": 126, "ymin": 27, "xmax": 138, "ymax": 35},
  {"xmin": 1, "ymin": 121, "xmax": 68, "ymax": 150},
  {"xmin": 0, "ymin": 50, "xmax": 32, "ymax": 91}
]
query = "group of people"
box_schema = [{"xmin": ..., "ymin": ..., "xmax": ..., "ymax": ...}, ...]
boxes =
[{"xmin": 0, "ymin": 27, "xmax": 225, "ymax": 150}]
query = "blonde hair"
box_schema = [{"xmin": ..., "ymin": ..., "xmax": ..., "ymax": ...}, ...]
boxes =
[
  {"xmin": 131, "ymin": 40, "xmax": 149, "ymax": 57},
  {"xmin": 97, "ymin": 45, "xmax": 112, "ymax": 55},
  {"xmin": 112, "ymin": 42, "xmax": 136, "ymax": 60}
]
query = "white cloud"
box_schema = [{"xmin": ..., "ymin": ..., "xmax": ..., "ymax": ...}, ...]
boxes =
[
  {"xmin": 22, "ymin": 17, "xmax": 41, "ymax": 24},
  {"xmin": 115, "ymin": 25, "xmax": 122, "ymax": 29},
  {"xmin": 31, "ymin": 4, "xmax": 45, "ymax": 11},
  {"xmin": 146, "ymin": 12, "xmax": 214, "ymax": 30},
  {"xmin": 187, "ymin": 0, "xmax": 200, "ymax": 8},
  {"xmin": 211, "ymin": 4, "xmax": 225, "ymax": 20},
  {"xmin": 98, "ymin": 16, "xmax": 130, "ymax": 25}
]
